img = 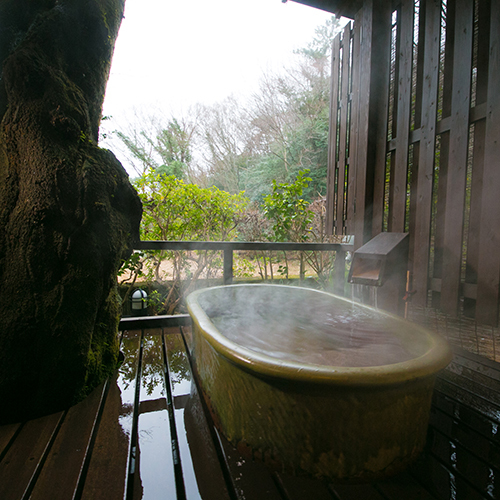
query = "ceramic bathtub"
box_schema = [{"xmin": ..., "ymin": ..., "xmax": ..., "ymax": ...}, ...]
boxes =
[{"xmin": 186, "ymin": 284, "xmax": 452, "ymax": 482}]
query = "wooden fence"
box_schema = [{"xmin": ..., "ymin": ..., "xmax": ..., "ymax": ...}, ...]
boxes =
[{"xmin": 327, "ymin": 0, "xmax": 500, "ymax": 326}]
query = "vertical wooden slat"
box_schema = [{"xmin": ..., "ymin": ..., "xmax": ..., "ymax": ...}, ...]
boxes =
[
  {"xmin": 370, "ymin": 5, "xmax": 393, "ymax": 238},
  {"xmin": 440, "ymin": 0, "xmax": 474, "ymax": 316},
  {"xmin": 431, "ymin": 0, "xmax": 454, "ymax": 309},
  {"xmin": 473, "ymin": 0, "xmax": 491, "ymax": 105},
  {"xmin": 476, "ymin": 0, "xmax": 500, "ymax": 325},
  {"xmin": 412, "ymin": 0, "xmax": 426, "ymax": 134},
  {"xmin": 464, "ymin": 0, "xmax": 491, "ymax": 318},
  {"xmin": 412, "ymin": 0, "xmax": 442, "ymax": 306},
  {"xmin": 348, "ymin": 7, "xmax": 362, "ymax": 239},
  {"xmin": 441, "ymin": 1, "xmax": 456, "ymax": 120},
  {"xmin": 432, "ymin": 132, "xmax": 449, "ymax": 308},
  {"xmin": 390, "ymin": 0, "xmax": 414, "ymax": 232},
  {"xmin": 337, "ymin": 23, "xmax": 352, "ymax": 236},
  {"xmin": 408, "ymin": 143, "xmax": 419, "ymax": 269},
  {"xmin": 326, "ymin": 33, "xmax": 341, "ymax": 235},
  {"xmin": 407, "ymin": 1, "xmax": 426, "ymax": 272}
]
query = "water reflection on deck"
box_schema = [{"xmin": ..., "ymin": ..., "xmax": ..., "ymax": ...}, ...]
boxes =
[{"xmin": 0, "ymin": 322, "xmax": 499, "ymax": 499}]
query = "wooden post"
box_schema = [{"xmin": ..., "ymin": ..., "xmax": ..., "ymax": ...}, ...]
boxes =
[
  {"xmin": 333, "ymin": 249, "xmax": 346, "ymax": 296},
  {"xmin": 223, "ymin": 248, "xmax": 233, "ymax": 285},
  {"xmin": 350, "ymin": 0, "xmax": 392, "ymax": 249}
]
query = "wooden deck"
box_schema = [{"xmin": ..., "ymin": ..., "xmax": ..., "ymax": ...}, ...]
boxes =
[{"xmin": 1, "ymin": 321, "xmax": 499, "ymax": 500}]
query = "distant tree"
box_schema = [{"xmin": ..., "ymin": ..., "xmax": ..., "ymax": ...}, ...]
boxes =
[
  {"xmin": 113, "ymin": 16, "xmax": 340, "ymax": 203},
  {"xmin": 243, "ymin": 16, "xmax": 340, "ymax": 202},
  {"xmin": 115, "ymin": 111, "xmax": 199, "ymax": 181},
  {"xmin": 196, "ymin": 97, "xmax": 251, "ymax": 194}
]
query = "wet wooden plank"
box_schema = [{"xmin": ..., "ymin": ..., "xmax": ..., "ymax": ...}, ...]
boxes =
[
  {"xmin": 274, "ymin": 472, "xmax": 335, "ymax": 500},
  {"xmin": 410, "ymin": 452, "xmax": 486, "ymax": 500},
  {"xmin": 80, "ymin": 332, "xmax": 141, "ymax": 500},
  {"xmin": 432, "ymin": 388, "xmax": 500, "ymax": 447},
  {"xmin": 216, "ymin": 429, "xmax": 283, "ymax": 500},
  {"xmin": 374, "ymin": 470, "xmax": 440, "ymax": 500},
  {"xmin": 429, "ymin": 405, "xmax": 500, "ymax": 471},
  {"xmin": 0, "ymin": 411, "xmax": 63, "ymax": 500},
  {"xmin": 438, "ymin": 369, "xmax": 500, "ymax": 412},
  {"xmin": 0, "ymin": 423, "xmax": 21, "ymax": 459},
  {"xmin": 446, "ymin": 361, "xmax": 500, "ymax": 398},
  {"xmin": 29, "ymin": 381, "xmax": 107, "ymax": 500},
  {"xmin": 435, "ymin": 378, "xmax": 500, "ymax": 424},
  {"xmin": 328, "ymin": 481, "xmax": 386, "ymax": 500},
  {"xmin": 132, "ymin": 331, "xmax": 176, "ymax": 500},
  {"xmin": 451, "ymin": 349, "xmax": 500, "ymax": 384},
  {"xmin": 165, "ymin": 329, "xmax": 231, "ymax": 500},
  {"xmin": 426, "ymin": 427, "xmax": 497, "ymax": 499}
]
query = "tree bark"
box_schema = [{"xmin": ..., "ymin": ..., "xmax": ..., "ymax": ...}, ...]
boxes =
[{"xmin": 0, "ymin": 0, "xmax": 142, "ymax": 423}]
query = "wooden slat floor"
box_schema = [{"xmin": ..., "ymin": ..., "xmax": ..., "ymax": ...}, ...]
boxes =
[{"xmin": 1, "ymin": 324, "xmax": 499, "ymax": 500}]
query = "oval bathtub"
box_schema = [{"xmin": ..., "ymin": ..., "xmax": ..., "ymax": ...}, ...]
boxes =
[{"xmin": 186, "ymin": 284, "xmax": 452, "ymax": 482}]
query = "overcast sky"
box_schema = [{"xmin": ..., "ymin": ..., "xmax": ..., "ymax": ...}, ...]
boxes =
[{"xmin": 100, "ymin": 0, "xmax": 333, "ymax": 168}]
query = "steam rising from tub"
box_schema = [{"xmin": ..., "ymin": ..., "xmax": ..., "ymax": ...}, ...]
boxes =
[{"xmin": 199, "ymin": 285, "xmax": 428, "ymax": 368}]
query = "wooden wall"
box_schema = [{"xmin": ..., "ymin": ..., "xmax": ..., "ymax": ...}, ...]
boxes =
[{"xmin": 326, "ymin": 0, "xmax": 500, "ymax": 325}]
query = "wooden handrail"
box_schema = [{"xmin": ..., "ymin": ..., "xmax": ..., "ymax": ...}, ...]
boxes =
[{"xmin": 133, "ymin": 239, "xmax": 354, "ymax": 290}]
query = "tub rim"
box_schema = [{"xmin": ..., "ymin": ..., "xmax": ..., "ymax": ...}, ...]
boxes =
[{"xmin": 186, "ymin": 284, "xmax": 452, "ymax": 387}]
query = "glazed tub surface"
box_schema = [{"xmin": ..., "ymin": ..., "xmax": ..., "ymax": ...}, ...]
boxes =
[{"xmin": 186, "ymin": 284, "xmax": 452, "ymax": 482}]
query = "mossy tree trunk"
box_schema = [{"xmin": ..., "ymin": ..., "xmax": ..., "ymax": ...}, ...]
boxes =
[{"xmin": 0, "ymin": 0, "xmax": 142, "ymax": 423}]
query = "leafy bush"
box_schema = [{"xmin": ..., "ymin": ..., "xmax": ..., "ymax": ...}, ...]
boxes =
[{"xmin": 119, "ymin": 170, "xmax": 248, "ymax": 314}]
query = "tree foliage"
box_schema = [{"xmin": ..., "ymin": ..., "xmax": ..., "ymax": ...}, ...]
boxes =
[
  {"xmin": 262, "ymin": 169, "xmax": 314, "ymax": 243},
  {"xmin": 136, "ymin": 169, "xmax": 247, "ymax": 241},
  {"xmin": 115, "ymin": 112, "xmax": 198, "ymax": 181},
  {"xmin": 113, "ymin": 17, "xmax": 340, "ymax": 202},
  {"xmin": 120, "ymin": 169, "xmax": 248, "ymax": 314}
]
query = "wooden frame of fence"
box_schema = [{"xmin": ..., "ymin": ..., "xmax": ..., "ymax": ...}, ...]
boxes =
[
  {"xmin": 133, "ymin": 239, "xmax": 354, "ymax": 293},
  {"xmin": 327, "ymin": 0, "xmax": 500, "ymax": 326}
]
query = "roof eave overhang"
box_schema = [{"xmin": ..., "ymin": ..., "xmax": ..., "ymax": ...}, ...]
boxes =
[{"xmin": 287, "ymin": 0, "xmax": 361, "ymax": 19}]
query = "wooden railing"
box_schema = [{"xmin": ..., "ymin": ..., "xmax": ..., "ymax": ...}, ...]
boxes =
[{"xmin": 134, "ymin": 238, "xmax": 354, "ymax": 294}]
